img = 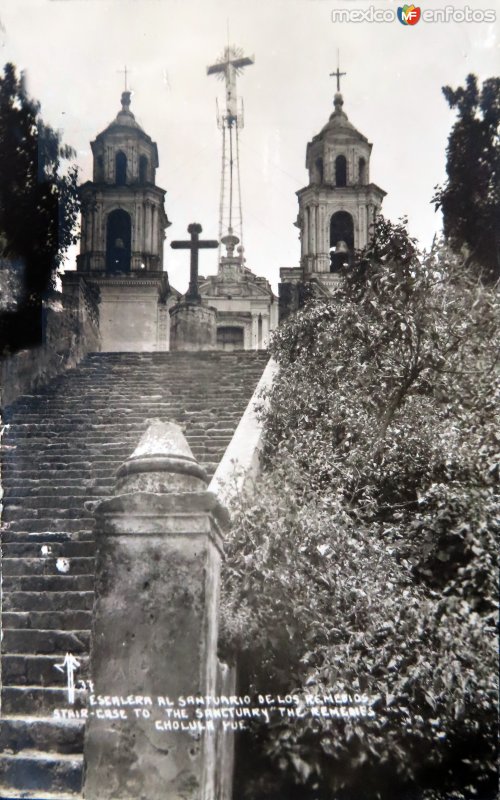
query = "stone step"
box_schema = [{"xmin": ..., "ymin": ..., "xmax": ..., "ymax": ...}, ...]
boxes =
[
  {"xmin": 3, "ymin": 470, "xmax": 109, "ymax": 481},
  {"xmin": 2, "ymin": 481, "xmax": 101, "ymax": 493},
  {"xmin": 2, "ymin": 687, "xmax": 88, "ymax": 716},
  {"xmin": 1, "ymin": 531, "xmax": 95, "ymax": 545},
  {"xmin": 0, "ymin": 717, "xmax": 84, "ymax": 756},
  {"xmin": 3, "ymin": 611, "xmax": 92, "ymax": 631},
  {"xmin": 2, "ymin": 629, "xmax": 90, "ymax": 655},
  {"xmin": 0, "ymin": 750, "xmax": 83, "ymax": 795},
  {"xmin": 2, "ymin": 592, "xmax": 94, "ymax": 613},
  {"xmin": 2, "ymin": 487, "xmax": 91, "ymax": 500},
  {"xmin": 6, "ymin": 520, "xmax": 94, "ymax": 534},
  {"xmin": 2, "ymin": 507, "xmax": 93, "ymax": 522},
  {"xmin": 2, "ymin": 574, "xmax": 94, "ymax": 593},
  {"xmin": 3, "ymin": 656, "xmax": 90, "ymax": 687},
  {"xmin": 1, "ymin": 559, "xmax": 94, "ymax": 578},
  {"xmin": 0, "ymin": 787, "xmax": 80, "ymax": 799},
  {"xmin": 2, "ymin": 499, "xmax": 99, "ymax": 514},
  {"xmin": 2, "ymin": 541, "xmax": 95, "ymax": 558}
]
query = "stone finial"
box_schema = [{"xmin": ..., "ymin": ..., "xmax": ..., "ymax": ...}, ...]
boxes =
[
  {"xmin": 121, "ymin": 90, "xmax": 132, "ymax": 112},
  {"xmin": 333, "ymin": 91, "xmax": 344, "ymax": 112},
  {"xmin": 187, "ymin": 222, "xmax": 202, "ymax": 236},
  {"xmin": 115, "ymin": 418, "xmax": 208, "ymax": 493},
  {"xmin": 221, "ymin": 229, "xmax": 240, "ymax": 257}
]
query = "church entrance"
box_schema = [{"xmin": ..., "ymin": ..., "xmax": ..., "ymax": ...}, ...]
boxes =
[
  {"xmin": 330, "ymin": 211, "xmax": 354, "ymax": 271},
  {"xmin": 216, "ymin": 326, "xmax": 244, "ymax": 351},
  {"xmin": 106, "ymin": 210, "xmax": 131, "ymax": 273}
]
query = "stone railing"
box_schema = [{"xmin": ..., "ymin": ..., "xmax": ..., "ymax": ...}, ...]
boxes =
[{"xmin": 209, "ymin": 357, "xmax": 278, "ymax": 508}]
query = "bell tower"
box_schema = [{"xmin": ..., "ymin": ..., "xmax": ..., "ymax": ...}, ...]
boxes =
[
  {"xmin": 296, "ymin": 60, "xmax": 386, "ymax": 279},
  {"xmin": 73, "ymin": 89, "xmax": 178, "ymax": 352},
  {"xmin": 78, "ymin": 90, "xmax": 169, "ymax": 275}
]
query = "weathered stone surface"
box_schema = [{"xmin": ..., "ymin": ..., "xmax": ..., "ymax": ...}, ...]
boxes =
[
  {"xmin": 3, "ymin": 654, "xmax": 89, "ymax": 686},
  {"xmin": 83, "ymin": 422, "xmax": 225, "ymax": 799},
  {"xmin": 0, "ymin": 751, "xmax": 83, "ymax": 795},
  {"xmin": 169, "ymin": 301, "xmax": 217, "ymax": 351},
  {"xmin": 0, "ymin": 717, "xmax": 84, "ymax": 756}
]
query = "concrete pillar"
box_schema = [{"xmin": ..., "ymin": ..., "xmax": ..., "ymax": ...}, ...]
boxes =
[{"xmin": 83, "ymin": 420, "xmax": 228, "ymax": 800}]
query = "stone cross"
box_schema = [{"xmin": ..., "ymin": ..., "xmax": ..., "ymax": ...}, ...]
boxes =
[{"xmin": 171, "ymin": 223, "xmax": 218, "ymax": 302}]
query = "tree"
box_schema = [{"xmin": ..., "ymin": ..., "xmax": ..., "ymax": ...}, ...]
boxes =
[
  {"xmin": 0, "ymin": 62, "xmax": 80, "ymax": 354},
  {"xmin": 433, "ymin": 73, "xmax": 500, "ymax": 282},
  {"xmin": 220, "ymin": 218, "xmax": 499, "ymax": 799}
]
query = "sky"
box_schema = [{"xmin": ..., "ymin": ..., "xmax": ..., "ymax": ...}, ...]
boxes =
[{"xmin": 0, "ymin": 0, "xmax": 498, "ymax": 293}]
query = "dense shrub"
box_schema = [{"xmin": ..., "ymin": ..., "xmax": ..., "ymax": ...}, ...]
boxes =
[{"xmin": 221, "ymin": 219, "xmax": 499, "ymax": 799}]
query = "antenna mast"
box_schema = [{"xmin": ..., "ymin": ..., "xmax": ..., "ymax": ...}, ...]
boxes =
[{"xmin": 207, "ymin": 44, "xmax": 254, "ymax": 257}]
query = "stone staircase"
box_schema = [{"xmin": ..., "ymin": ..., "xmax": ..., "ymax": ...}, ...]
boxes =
[{"xmin": 0, "ymin": 350, "xmax": 269, "ymax": 799}]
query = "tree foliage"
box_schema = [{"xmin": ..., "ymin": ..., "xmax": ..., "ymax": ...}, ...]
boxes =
[
  {"xmin": 433, "ymin": 73, "xmax": 500, "ymax": 282},
  {"xmin": 0, "ymin": 62, "xmax": 80, "ymax": 353},
  {"xmin": 220, "ymin": 218, "xmax": 499, "ymax": 799}
]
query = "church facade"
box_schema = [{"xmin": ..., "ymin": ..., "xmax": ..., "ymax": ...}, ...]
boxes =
[
  {"xmin": 67, "ymin": 89, "xmax": 276, "ymax": 353},
  {"xmin": 198, "ymin": 230, "xmax": 278, "ymax": 351}
]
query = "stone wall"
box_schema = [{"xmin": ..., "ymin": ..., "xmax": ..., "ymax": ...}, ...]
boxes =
[{"xmin": 0, "ymin": 275, "xmax": 100, "ymax": 408}]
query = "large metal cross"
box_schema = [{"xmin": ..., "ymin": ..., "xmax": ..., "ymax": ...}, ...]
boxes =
[
  {"xmin": 171, "ymin": 223, "xmax": 218, "ymax": 302},
  {"xmin": 207, "ymin": 46, "xmax": 254, "ymax": 124}
]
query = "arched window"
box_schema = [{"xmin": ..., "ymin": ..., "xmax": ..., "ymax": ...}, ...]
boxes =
[
  {"xmin": 329, "ymin": 210, "xmax": 354, "ymax": 271},
  {"xmin": 315, "ymin": 157, "xmax": 324, "ymax": 184},
  {"xmin": 139, "ymin": 155, "xmax": 148, "ymax": 184},
  {"xmin": 106, "ymin": 209, "xmax": 131, "ymax": 273},
  {"xmin": 115, "ymin": 151, "xmax": 127, "ymax": 185},
  {"xmin": 359, "ymin": 157, "xmax": 366, "ymax": 184},
  {"xmin": 335, "ymin": 155, "xmax": 347, "ymax": 187}
]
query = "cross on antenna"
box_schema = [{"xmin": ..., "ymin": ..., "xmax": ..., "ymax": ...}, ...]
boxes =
[
  {"xmin": 207, "ymin": 44, "xmax": 254, "ymax": 254},
  {"xmin": 207, "ymin": 47, "xmax": 254, "ymax": 124},
  {"xmin": 118, "ymin": 65, "xmax": 130, "ymax": 92},
  {"xmin": 330, "ymin": 50, "xmax": 346, "ymax": 92}
]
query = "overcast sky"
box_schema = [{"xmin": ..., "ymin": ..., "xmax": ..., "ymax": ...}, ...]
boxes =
[{"xmin": 0, "ymin": 0, "xmax": 498, "ymax": 292}]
